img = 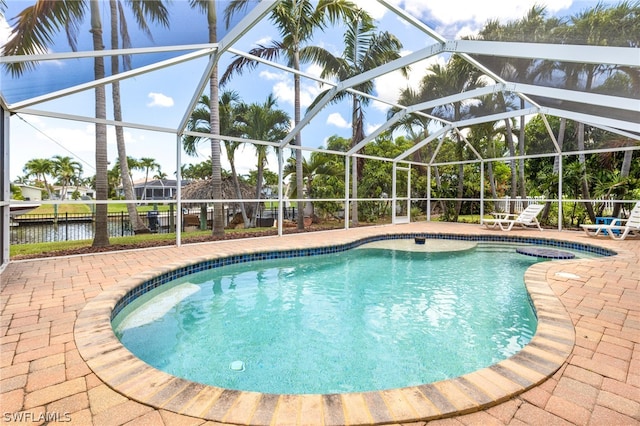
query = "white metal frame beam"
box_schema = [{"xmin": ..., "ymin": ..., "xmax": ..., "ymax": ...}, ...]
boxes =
[
  {"xmin": 512, "ymin": 83, "xmax": 640, "ymax": 112},
  {"xmin": 544, "ymin": 107, "xmax": 640, "ymax": 134},
  {"xmin": 279, "ymin": 42, "xmax": 446, "ymax": 147},
  {"xmin": 177, "ymin": 0, "xmax": 278, "ymax": 135},
  {"xmin": 9, "ymin": 48, "xmax": 215, "ymax": 111},
  {"xmin": 448, "ymin": 40, "xmax": 640, "ymax": 67}
]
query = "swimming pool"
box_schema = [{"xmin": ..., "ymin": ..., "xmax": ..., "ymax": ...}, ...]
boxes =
[
  {"xmin": 75, "ymin": 229, "xmax": 613, "ymax": 423},
  {"xmin": 110, "ymin": 237, "xmax": 601, "ymax": 395}
]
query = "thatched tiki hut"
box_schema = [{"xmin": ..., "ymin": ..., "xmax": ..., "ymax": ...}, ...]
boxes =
[{"xmin": 179, "ymin": 177, "xmax": 256, "ymax": 229}]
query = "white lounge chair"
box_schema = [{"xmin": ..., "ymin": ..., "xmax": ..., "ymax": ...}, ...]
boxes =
[
  {"xmin": 580, "ymin": 202, "xmax": 640, "ymax": 240},
  {"xmin": 481, "ymin": 204, "xmax": 545, "ymax": 231}
]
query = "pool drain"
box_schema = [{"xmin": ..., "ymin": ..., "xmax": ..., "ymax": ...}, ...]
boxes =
[{"xmin": 230, "ymin": 360, "xmax": 245, "ymax": 371}]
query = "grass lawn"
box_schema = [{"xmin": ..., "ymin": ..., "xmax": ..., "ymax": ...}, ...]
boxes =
[
  {"xmin": 9, "ymin": 227, "xmax": 274, "ymax": 258},
  {"xmin": 28, "ymin": 202, "xmax": 172, "ymax": 215},
  {"xmin": 30, "ymin": 204, "xmax": 92, "ymax": 214}
]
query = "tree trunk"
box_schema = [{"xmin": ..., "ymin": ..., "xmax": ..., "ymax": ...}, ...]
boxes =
[
  {"xmin": 505, "ymin": 119, "xmax": 517, "ymax": 214},
  {"xmin": 208, "ymin": 1, "xmax": 225, "ymax": 237},
  {"xmin": 577, "ymin": 122, "xmax": 595, "ymax": 222},
  {"xmin": 252, "ymin": 154, "xmax": 265, "ymax": 228},
  {"xmin": 350, "ymin": 96, "xmax": 362, "ymax": 226},
  {"xmin": 518, "ymin": 103, "xmax": 527, "ymax": 203},
  {"xmin": 109, "ymin": 0, "xmax": 148, "ymax": 234},
  {"xmin": 294, "ymin": 51, "xmax": 305, "ymax": 230},
  {"xmin": 612, "ymin": 148, "xmax": 633, "ymax": 217},
  {"xmin": 229, "ymin": 155, "xmax": 249, "ymax": 227},
  {"xmin": 487, "ymin": 162, "xmax": 497, "ymax": 200},
  {"xmin": 543, "ymin": 118, "xmax": 566, "ymax": 222},
  {"xmin": 90, "ymin": 0, "xmax": 110, "ymax": 247}
]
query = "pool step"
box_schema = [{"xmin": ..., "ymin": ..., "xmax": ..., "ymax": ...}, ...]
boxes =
[{"xmin": 475, "ymin": 244, "xmax": 522, "ymax": 252}]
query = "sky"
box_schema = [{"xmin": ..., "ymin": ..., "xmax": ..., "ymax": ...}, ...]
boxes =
[{"xmin": 1, "ymin": 0, "xmax": 615, "ymax": 183}]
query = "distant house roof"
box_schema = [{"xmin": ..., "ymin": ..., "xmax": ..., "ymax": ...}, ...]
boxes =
[
  {"xmin": 14, "ymin": 183, "xmax": 43, "ymax": 191},
  {"xmin": 121, "ymin": 179, "xmax": 190, "ymax": 190}
]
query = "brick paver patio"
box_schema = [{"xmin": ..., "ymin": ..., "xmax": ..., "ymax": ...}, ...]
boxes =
[{"xmin": 1, "ymin": 223, "xmax": 638, "ymax": 425}]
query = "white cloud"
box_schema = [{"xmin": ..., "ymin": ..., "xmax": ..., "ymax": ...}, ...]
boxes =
[
  {"xmin": 272, "ymin": 81, "xmax": 295, "ymax": 106},
  {"xmin": 402, "ymin": 0, "xmax": 573, "ymax": 27},
  {"xmin": 365, "ymin": 122, "xmax": 382, "ymax": 136},
  {"xmin": 372, "ymin": 54, "xmax": 446, "ymax": 112},
  {"xmin": 0, "ymin": 14, "xmax": 12, "ymax": 47},
  {"xmin": 259, "ymin": 70, "xmax": 287, "ymax": 81},
  {"xmin": 255, "ymin": 36, "xmax": 272, "ymax": 46},
  {"xmin": 147, "ymin": 92, "xmax": 174, "ymax": 107},
  {"xmin": 354, "ymin": 0, "xmax": 389, "ymax": 20},
  {"xmin": 455, "ymin": 25, "xmax": 477, "ymax": 40},
  {"xmin": 304, "ymin": 63, "xmax": 323, "ymax": 79},
  {"xmin": 11, "ymin": 119, "xmax": 96, "ymax": 178},
  {"xmin": 327, "ymin": 113, "xmax": 350, "ymax": 128},
  {"xmin": 271, "ymin": 77, "xmax": 323, "ymax": 109}
]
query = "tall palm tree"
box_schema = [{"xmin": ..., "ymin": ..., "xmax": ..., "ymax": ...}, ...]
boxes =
[
  {"xmin": 390, "ymin": 88, "xmax": 447, "ymax": 215},
  {"xmin": 2, "ymin": 1, "xmax": 109, "ymax": 245},
  {"xmin": 218, "ymin": 91, "xmax": 250, "ymax": 227},
  {"xmin": 3, "ymin": 0, "xmax": 168, "ymax": 245},
  {"xmin": 302, "ymin": 8, "xmax": 405, "ymax": 225},
  {"xmin": 478, "ymin": 6, "xmax": 565, "ymax": 207},
  {"xmin": 550, "ymin": 4, "xmax": 619, "ymax": 223},
  {"xmin": 23, "ymin": 158, "xmax": 54, "ymax": 199},
  {"xmin": 187, "ymin": 0, "xmax": 226, "ymax": 236},
  {"xmin": 471, "ymin": 90, "xmax": 521, "ymax": 213},
  {"xmin": 223, "ymin": 0, "xmax": 359, "ymax": 229},
  {"xmin": 183, "ymin": 92, "xmax": 250, "ymax": 227},
  {"xmin": 416, "ymin": 56, "xmax": 485, "ymax": 220},
  {"xmin": 109, "ymin": 0, "xmax": 169, "ymax": 233},
  {"xmin": 235, "ymin": 94, "xmax": 290, "ymax": 227}
]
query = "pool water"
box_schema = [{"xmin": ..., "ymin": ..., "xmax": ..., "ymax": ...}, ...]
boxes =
[{"xmin": 113, "ymin": 242, "xmax": 549, "ymax": 394}]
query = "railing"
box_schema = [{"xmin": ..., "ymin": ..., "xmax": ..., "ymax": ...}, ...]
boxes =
[
  {"xmin": 493, "ymin": 196, "xmax": 616, "ymax": 214},
  {"xmin": 493, "ymin": 196, "xmax": 545, "ymax": 213},
  {"xmin": 9, "ymin": 207, "xmax": 300, "ymax": 245}
]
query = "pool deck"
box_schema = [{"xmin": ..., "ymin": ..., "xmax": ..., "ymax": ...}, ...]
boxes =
[{"xmin": 1, "ymin": 222, "xmax": 638, "ymax": 425}]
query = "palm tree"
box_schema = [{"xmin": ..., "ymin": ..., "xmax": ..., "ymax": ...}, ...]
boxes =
[
  {"xmin": 466, "ymin": 120, "xmax": 505, "ymax": 203},
  {"xmin": 108, "ymin": 0, "xmax": 169, "ymax": 233},
  {"xmin": 284, "ymin": 148, "xmax": 343, "ymax": 220},
  {"xmin": 478, "ymin": 6, "xmax": 565, "ymax": 207},
  {"xmin": 218, "ymin": 91, "xmax": 250, "ymax": 227},
  {"xmin": 235, "ymin": 94, "xmax": 290, "ymax": 227},
  {"xmin": 186, "ymin": 0, "xmax": 226, "ymax": 237},
  {"xmin": 107, "ymin": 162, "xmax": 122, "ymax": 198},
  {"xmin": 153, "ymin": 170, "xmax": 168, "ymax": 180},
  {"xmin": 23, "ymin": 158, "xmax": 54, "ymax": 199},
  {"xmin": 3, "ymin": 0, "xmax": 167, "ymax": 245},
  {"xmin": 183, "ymin": 92, "xmax": 251, "ymax": 227},
  {"xmin": 223, "ymin": 0, "xmax": 359, "ymax": 229},
  {"xmin": 302, "ymin": 8, "xmax": 405, "ymax": 225},
  {"xmin": 390, "ymin": 88, "xmax": 447, "ymax": 215},
  {"xmin": 138, "ymin": 157, "xmax": 161, "ymax": 201},
  {"xmin": 469, "ymin": 90, "xmax": 521, "ymax": 213},
  {"xmin": 415, "ymin": 56, "xmax": 486, "ymax": 220},
  {"xmin": 51, "ymin": 155, "xmax": 82, "ymax": 200},
  {"xmin": 541, "ymin": 5, "xmax": 608, "ymax": 223}
]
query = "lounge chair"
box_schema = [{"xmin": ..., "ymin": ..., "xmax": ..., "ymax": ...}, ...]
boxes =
[
  {"xmin": 580, "ymin": 202, "xmax": 640, "ymax": 240},
  {"xmin": 481, "ymin": 204, "xmax": 545, "ymax": 231}
]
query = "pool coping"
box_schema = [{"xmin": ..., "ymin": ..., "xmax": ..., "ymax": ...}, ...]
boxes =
[{"xmin": 74, "ymin": 232, "xmax": 598, "ymax": 425}]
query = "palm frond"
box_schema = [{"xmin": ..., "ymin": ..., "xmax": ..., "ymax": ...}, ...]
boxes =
[
  {"xmin": 223, "ymin": 0, "xmax": 252, "ymax": 29},
  {"xmin": 2, "ymin": 0, "xmax": 86, "ymax": 76},
  {"xmin": 220, "ymin": 42, "xmax": 284, "ymax": 86},
  {"xmin": 299, "ymin": 45, "xmax": 345, "ymax": 79},
  {"xmin": 128, "ymin": 0, "xmax": 170, "ymax": 36}
]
